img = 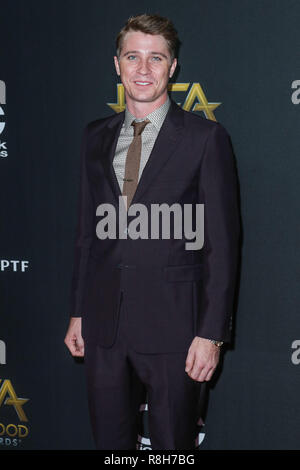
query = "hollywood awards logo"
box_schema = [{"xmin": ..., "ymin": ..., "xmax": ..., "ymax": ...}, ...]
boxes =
[
  {"xmin": 0, "ymin": 80, "xmax": 8, "ymax": 158},
  {"xmin": 0, "ymin": 378, "xmax": 30, "ymax": 447},
  {"xmin": 108, "ymin": 82, "xmax": 221, "ymax": 121},
  {"xmin": 0, "ymin": 340, "xmax": 30, "ymax": 448}
]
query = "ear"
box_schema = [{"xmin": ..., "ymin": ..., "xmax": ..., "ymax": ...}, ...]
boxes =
[
  {"xmin": 169, "ymin": 58, "xmax": 177, "ymax": 78},
  {"xmin": 114, "ymin": 56, "xmax": 120, "ymax": 76}
]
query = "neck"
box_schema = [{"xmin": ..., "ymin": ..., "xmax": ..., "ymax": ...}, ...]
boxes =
[{"xmin": 126, "ymin": 93, "xmax": 168, "ymax": 118}]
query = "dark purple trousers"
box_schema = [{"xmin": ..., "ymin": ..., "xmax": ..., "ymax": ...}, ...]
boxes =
[{"xmin": 84, "ymin": 293, "xmax": 203, "ymax": 450}]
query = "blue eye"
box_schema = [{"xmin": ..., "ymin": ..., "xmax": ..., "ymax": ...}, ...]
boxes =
[
  {"xmin": 128, "ymin": 55, "xmax": 136, "ymax": 60},
  {"xmin": 152, "ymin": 56, "xmax": 161, "ymax": 61}
]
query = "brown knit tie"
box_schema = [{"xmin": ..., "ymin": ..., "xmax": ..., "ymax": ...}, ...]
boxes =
[{"xmin": 122, "ymin": 119, "xmax": 150, "ymax": 209}]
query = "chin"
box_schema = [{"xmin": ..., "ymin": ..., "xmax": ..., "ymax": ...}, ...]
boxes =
[{"xmin": 129, "ymin": 92, "xmax": 157, "ymax": 103}]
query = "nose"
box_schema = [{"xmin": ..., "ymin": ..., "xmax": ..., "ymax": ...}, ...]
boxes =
[{"xmin": 137, "ymin": 58, "xmax": 151, "ymax": 75}]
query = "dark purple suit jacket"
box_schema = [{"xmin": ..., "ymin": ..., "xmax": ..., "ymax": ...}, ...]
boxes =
[{"xmin": 70, "ymin": 99, "xmax": 240, "ymax": 353}]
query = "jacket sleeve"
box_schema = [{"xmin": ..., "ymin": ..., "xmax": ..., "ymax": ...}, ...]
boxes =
[
  {"xmin": 69, "ymin": 124, "xmax": 95, "ymax": 317},
  {"xmin": 196, "ymin": 122, "xmax": 240, "ymax": 342}
]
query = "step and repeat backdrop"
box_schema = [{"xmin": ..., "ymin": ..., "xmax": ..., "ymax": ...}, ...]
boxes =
[{"xmin": 0, "ymin": 0, "xmax": 299, "ymax": 450}]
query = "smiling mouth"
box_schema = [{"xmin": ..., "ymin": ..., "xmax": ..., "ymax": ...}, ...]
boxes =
[{"xmin": 134, "ymin": 81, "xmax": 152, "ymax": 86}]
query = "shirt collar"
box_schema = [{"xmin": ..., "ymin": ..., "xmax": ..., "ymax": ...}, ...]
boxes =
[{"xmin": 124, "ymin": 95, "xmax": 171, "ymax": 132}]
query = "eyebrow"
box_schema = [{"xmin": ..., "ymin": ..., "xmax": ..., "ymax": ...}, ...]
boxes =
[{"xmin": 122, "ymin": 51, "xmax": 168, "ymax": 59}]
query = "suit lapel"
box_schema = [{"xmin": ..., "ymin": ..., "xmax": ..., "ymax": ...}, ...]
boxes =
[
  {"xmin": 130, "ymin": 100, "xmax": 184, "ymax": 206},
  {"xmin": 96, "ymin": 99, "xmax": 185, "ymax": 206},
  {"xmin": 98, "ymin": 111, "xmax": 124, "ymax": 204}
]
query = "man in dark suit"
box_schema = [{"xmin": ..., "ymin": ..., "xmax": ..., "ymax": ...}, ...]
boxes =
[{"xmin": 64, "ymin": 14, "xmax": 240, "ymax": 450}]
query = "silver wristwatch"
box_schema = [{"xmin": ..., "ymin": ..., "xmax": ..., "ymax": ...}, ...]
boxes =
[{"xmin": 208, "ymin": 339, "xmax": 223, "ymax": 347}]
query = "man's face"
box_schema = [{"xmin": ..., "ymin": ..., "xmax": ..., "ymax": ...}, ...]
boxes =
[{"xmin": 114, "ymin": 31, "xmax": 177, "ymax": 105}]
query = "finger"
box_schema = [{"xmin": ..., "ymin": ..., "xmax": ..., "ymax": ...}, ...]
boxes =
[
  {"xmin": 74, "ymin": 337, "xmax": 85, "ymax": 356},
  {"xmin": 198, "ymin": 366, "xmax": 214, "ymax": 383},
  {"xmin": 185, "ymin": 349, "xmax": 195, "ymax": 373},
  {"xmin": 189, "ymin": 358, "xmax": 204, "ymax": 380},
  {"xmin": 64, "ymin": 335, "xmax": 75, "ymax": 355},
  {"xmin": 204, "ymin": 368, "xmax": 215, "ymax": 381},
  {"xmin": 65, "ymin": 335, "xmax": 81, "ymax": 357},
  {"xmin": 70, "ymin": 337, "xmax": 79, "ymax": 355}
]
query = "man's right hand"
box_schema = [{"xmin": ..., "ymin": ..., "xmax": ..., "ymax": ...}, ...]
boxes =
[{"xmin": 64, "ymin": 317, "xmax": 85, "ymax": 357}]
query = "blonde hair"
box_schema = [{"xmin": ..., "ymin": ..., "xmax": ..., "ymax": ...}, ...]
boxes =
[{"xmin": 116, "ymin": 13, "xmax": 179, "ymax": 61}]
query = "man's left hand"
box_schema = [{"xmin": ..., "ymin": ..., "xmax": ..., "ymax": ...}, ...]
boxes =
[{"xmin": 185, "ymin": 336, "xmax": 221, "ymax": 382}]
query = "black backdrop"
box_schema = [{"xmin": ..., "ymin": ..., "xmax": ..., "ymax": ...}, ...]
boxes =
[{"xmin": 1, "ymin": 0, "xmax": 300, "ymax": 450}]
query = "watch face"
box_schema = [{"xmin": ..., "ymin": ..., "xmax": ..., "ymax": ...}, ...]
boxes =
[{"xmin": 209, "ymin": 340, "xmax": 223, "ymax": 346}]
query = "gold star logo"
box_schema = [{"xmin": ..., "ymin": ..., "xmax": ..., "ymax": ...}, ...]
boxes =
[
  {"xmin": 107, "ymin": 83, "xmax": 221, "ymax": 121},
  {"xmin": 0, "ymin": 379, "xmax": 29, "ymax": 422}
]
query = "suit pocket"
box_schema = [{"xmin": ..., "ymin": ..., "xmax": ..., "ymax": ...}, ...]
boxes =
[{"xmin": 163, "ymin": 263, "xmax": 203, "ymax": 282}]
